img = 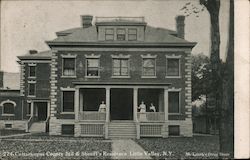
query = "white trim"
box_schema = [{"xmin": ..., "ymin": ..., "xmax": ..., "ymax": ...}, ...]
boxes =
[
  {"xmin": 61, "ymin": 76, "xmax": 77, "ymax": 78},
  {"xmin": 141, "ymin": 54, "xmax": 157, "ymax": 58},
  {"xmin": 168, "ymin": 87, "xmax": 182, "ymax": 91},
  {"xmin": 28, "ymin": 63, "xmax": 37, "ymax": 66},
  {"xmin": 28, "ymin": 80, "xmax": 36, "ymax": 83},
  {"xmin": 111, "ymin": 76, "xmax": 131, "ymax": 79},
  {"xmin": 165, "ymin": 76, "xmax": 181, "ymax": 79},
  {"xmin": 85, "ymin": 76, "xmax": 100, "ymax": 79},
  {"xmin": 84, "ymin": 54, "xmax": 101, "ymax": 58},
  {"xmin": 141, "ymin": 76, "xmax": 157, "ymax": 79},
  {"xmin": 61, "ymin": 112, "xmax": 75, "ymax": 114},
  {"xmin": 165, "ymin": 54, "xmax": 182, "ymax": 58},
  {"xmin": 61, "ymin": 54, "xmax": 77, "ymax": 58},
  {"xmin": 2, "ymin": 114, "xmax": 15, "ymax": 116},
  {"xmin": 22, "ymin": 60, "xmax": 51, "ymax": 63},
  {"xmin": 0, "ymin": 99, "xmax": 17, "ymax": 107},
  {"xmin": 111, "ymin": 54, "xmax": 131, "ymax": 59},
  {"xmin": 75, "ymin": 85, "xmax": 169, "ymax": 89},
  {"xmin": 60, "ymin": 87, "xmax": 76, "ymax": 91}
]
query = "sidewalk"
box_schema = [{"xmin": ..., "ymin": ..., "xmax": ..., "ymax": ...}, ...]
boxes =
[{"xmin": 111, "ymin": 139, "xmax": 152, "ymax": 159}]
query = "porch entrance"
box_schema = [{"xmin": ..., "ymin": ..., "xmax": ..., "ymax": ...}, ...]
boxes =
[
  {"xmin": 110, "ymin": 88, "xmax": 133, "ymax": 120},
  {"xmin": 35, "ymin": 102, "xmax": 47, "ymax": 121}
]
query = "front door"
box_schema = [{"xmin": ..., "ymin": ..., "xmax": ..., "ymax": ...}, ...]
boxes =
[
  {"xmin": 110, "ymin": 88, "xmax": 133, "ymax": 120},
  {"xmin": 36, "ymin": 102, "xmax": 47, "ymax": 121}
]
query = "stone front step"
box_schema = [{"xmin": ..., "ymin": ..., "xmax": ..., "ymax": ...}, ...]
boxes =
[
  {"xmin": 29, "ymin": 122, "xmax": 46, "ymax": 133},
  {"xmin": 108, "ymin": 121, "xmax": 136, "ymax": 139}
]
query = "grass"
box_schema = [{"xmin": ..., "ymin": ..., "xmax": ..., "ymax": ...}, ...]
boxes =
[
  {"xmin": 0, "ymin": 134, "xmax": 112, "ymax": 160},
  {"xmin": 135, "ymin": 135, "xmax": 232, "ymax": 159}
]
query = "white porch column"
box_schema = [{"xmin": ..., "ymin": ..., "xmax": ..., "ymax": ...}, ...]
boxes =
[
  {"xmin": 47, "ymin": 101, "xmax": 50, "ymax": 118},
  {"xmin": 164, "ymin": 88, "xmax": 169, "ymax": 121},
  {"xmin": 31, "ymin": 102, "xmax": 34, "ymax": 117},
  {"xmin": 105, "ymin": 87, "xmax": 110, "ymax": 122},
  {"xmin": 133, "ymin": 88, "xmax": 138, "ymax": 122},
  {"xmin": 75, "ymin": 88, "xmax": 80, "ymax": 121}
]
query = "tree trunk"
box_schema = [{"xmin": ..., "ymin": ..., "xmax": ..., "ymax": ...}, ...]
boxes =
[{"xmin": 220, "ymin": 0, "xmax": 234, "ymax": 156}]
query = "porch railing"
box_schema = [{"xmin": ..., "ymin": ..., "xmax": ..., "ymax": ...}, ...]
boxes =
[
  {"xmin": 26, "ymin": 116, "xmax": 35, "ymax": 132},
  {"xmin": 79, "ymin": 111, "xmax": 106, "ymax": 121},
  {"xmin": 137, "ymin": 112, "xmax": 165, "ymax": 122}
]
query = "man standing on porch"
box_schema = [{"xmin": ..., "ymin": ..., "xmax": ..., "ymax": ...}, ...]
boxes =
[
  {"xmin": 138, "ymin": 101, "xmax": 146, "ymax": 113},
  {"xmin": 98, "ymin": 101, "xmax": 106, "ymax": 112}
]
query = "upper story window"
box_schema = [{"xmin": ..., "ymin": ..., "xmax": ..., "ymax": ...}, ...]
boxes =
[
  {"xmin": 128, "ymin": 28, "xmax": 137, "ymax": 41},
  {"xmin": 112, "ymin": 58, "xmax": 129, "ymax": 76},
  {"xmin": 142, "ymin": 58, "xmax": 156, "ymax": 77},
  {"xmin": 86, "ymin": 58, "xmax": 100, "ymax": 77},
  {"xmin": 168, "ymin": 91, "xmax": 180, "ymax": 114},
  {"xmin": 62, "ymin": 58, "xmax": 76, "ymax": 77},
  {"xmin": 166, "ymin": 56, "xmax": 181, "ymax": 78},
  {"xmin": 28, "ymin": 65, "xmax": 36, "ymax": 78},
  {"xmin": 28, "ymin": 81, "xmax": 36, "ymax": 96},
  {"xmin": 105, "ymin": 28, "xmax": 114, "ymax": 41},
  {"xmin": 0, "ymin": 100, "xmax": 16, "ymax": 115},
  {"xmin": 117, "ymin": 28, "xmax": 126, "ymax": 41},
  {"xmin": 62, "ymin": 91, "xmax": 74, "ymax": 112}
]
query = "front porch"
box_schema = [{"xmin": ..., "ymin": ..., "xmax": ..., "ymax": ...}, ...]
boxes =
[{"xmin": 74, "ymin": 85, "xmax": 170, "ymax": 139}]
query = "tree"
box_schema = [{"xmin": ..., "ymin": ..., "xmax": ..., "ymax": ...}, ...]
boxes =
[{"xmin": 181, "ymin": 0, "xmax": 233, "ymax": 156}]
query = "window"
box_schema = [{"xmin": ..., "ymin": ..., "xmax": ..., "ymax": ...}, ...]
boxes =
[
  {"xmin": 5, "ymin": 124, "xmax": 12, "ymax": 128},
  {"xmin": 62, "ymin": 91, "xmax": 74, "ymax": 112},
  {"xmin": 128, "ymin": 29, "xmax": 137, "ymax": 41},
  {"xmin": 3, "ymin": 103, "xmax": 15, "ymax": 115},
  {"xmin": 61, "ymin": 124, "xmax": 74, "ymax": 135},
  {"xmin": 169, "ymin": 125, "xmax": 180, "ymax": 136},
  {"xmin": 142, "ymin": 58, "xmax": 156, "ymax": 76},
  {"xmin": 86, "ymin": 58, "xmax": 100, "ymax": 77},
  {"xmin": 27, "ymin": 103, "xmax": 31, "ymax": 115},
  {"xmin": 168, "ymin": 92, "xmax": 180, "ymax": 113},
  {"xmin": 28, "ymin": 83, "xmax": 36, "ymax": 96},
  {"xmin": 117, "ymin": 28, "xmax": 126, "ymax": 41},
  {"xmin": 112, "ymin": 59, "xmax": 129, "ymax": 76},
  {"xmin": 29, "ymin": 66, "xmax": 36, "ymax": 77},
  {"xmin": 105, "ymin": 28, "xmax": 114, "ymax": 41},
  {"xmin": 166, "ymin": 58, "xmax": 180, "ymax": 77},
  {"xmin": 63, "ymin": 58, "xmax": 75, "ymax": 76}
]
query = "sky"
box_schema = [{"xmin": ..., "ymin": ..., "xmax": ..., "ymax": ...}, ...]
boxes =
[{"xmin": 0, "ymin": 0, "xmax": 229, "ymax": 73}]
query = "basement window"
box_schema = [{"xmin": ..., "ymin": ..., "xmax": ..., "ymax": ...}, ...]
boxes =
[
  {"xmin": 169, "ymin": 125, "xmax": 180, "ymax": 136},
  {"xmin": 5, "ymin": 124, "xmax": 12, "ymax": 129},
  {"xmin": 61, "ymin": 124, "xmax": 74, "ymax": 135}
]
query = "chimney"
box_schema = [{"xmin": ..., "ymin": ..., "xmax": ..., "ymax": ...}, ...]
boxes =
[
  {"xmin": 81, "ymin": 15, "xmax": 93, "ymax": 28},
  {"xmin": 176, "ymin": 15, "xmax": 185, "ymax": 39},
  {"xmin": 29, "ymin": 50, "xmax": 38, "ymax": 54}
]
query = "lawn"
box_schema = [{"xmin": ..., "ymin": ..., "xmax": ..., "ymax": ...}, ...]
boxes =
[
  {"xmin": 135, "ymin": 135, "xmax": 231, "ymax": 159},
  {"xmin": 0, "ymin": 134, "xmax": 111, "ymax": 160}
]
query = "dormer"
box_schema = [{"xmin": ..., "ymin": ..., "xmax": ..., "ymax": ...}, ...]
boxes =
[{"xmin": 95, "ymin": 17, "xmax": 147, "ymax": 42}]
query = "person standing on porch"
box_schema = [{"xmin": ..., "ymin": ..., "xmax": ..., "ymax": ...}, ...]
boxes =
[
  {"xmin": 150, "ymin": 103, "xmax": 156, "ymax": 112},
  {"xmin": 98, "ymin": 101, "xmax": 106, "ymax": 112},
  {"xmin": 138, "ymin": 101, "xmax": 146, "ymax": 112}
]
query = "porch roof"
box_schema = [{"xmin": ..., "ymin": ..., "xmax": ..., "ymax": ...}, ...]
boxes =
[{"xmin": 73, "ymin": 81, "xmax": 171, "ymax": 87}]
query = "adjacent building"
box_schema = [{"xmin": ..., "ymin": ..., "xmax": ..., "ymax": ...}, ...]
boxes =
[{"xmin": 0, "ymin": 15, "xmax": 196, "ymax": 138}]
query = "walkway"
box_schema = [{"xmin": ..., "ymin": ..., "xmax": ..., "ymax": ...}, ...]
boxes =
[{"xmin": 111, "ymin": 139, "xmax": 152, "ymax": 159}]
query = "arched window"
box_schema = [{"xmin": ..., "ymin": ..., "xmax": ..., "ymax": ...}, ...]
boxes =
[{"xmin": 0, "ymin": 99, "xmax": 16, "ymax": 115}]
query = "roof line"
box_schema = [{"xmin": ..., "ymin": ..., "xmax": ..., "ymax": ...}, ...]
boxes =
[{"xmin": 46, "ymin": 41, "xmax": 197, "ymax": 48}]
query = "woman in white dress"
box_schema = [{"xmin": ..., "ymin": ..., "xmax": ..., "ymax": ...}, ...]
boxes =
[{"xmin": 98, "ymin": 101, "xmax": 106, "ymax": 112}]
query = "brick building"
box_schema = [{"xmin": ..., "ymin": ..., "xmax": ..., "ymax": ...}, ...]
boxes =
[{"xmin": 1, "ymin": 15, "xmax": 196, "ymax": 138}]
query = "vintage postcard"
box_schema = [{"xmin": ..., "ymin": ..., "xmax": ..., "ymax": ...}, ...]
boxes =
[{"xmin": 0, "ymin": 0, "xmax": 247, "ymax": 159}]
